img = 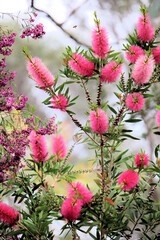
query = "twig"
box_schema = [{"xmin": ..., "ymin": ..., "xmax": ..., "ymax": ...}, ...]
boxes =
[
  {"xmin": 69, "ymin": 169, "xmax": 94, "ymax": 175},
  {"xmin": 68, "ymin": 112, "xmax": 100, "ymax": 146},
  {"xmin": 97, "ymin": 80, "xmax": 102, "ymax": 106},
  {"xmin": 80, "ymin": 78, "xmax": 93, "ymax": 104},
  {"xmin": 18, "ymin": 221, "xmax": 39, "ymax": 240},
  {"xmin": 100, "ymin": 135, "xmax": 105, "ymax": 240},
  {"xmin": 30, "ymin": 0, "xmax": 90, "ymax": 47}
]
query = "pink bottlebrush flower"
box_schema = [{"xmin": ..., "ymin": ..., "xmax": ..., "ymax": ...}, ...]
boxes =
[
  {"xmin": 156, "ymin": 111, "xmax": 160, "ymax": 129},
  {"xmin": 117, "ymin": 169, "xmax": 140, "ymax": 191},
  {"xmin": 132, "ymin": 55, "xmax": 155, "ymax": 85},
  {"xmin": 92, "ymin": 26, "xmax": 109, "ymax": 59},
  {"xmin": 30, "ymin": 131, "xmax": 48, "ymax": 162},
  {"xmin": 100, "ymin": 61, "xmax": 122, "ymax": 83},
  {"xmin": 137, "ymin": 14, "xmax": 155, "ymax": 42},
  {"xmin": 152, "ymin": 46, "xmax": 160, "ymax": 65},
  {"xmin": 51, "ymin": 134, "xmax": 67, "ymax": 161},
  {"xmin": 69, "ymin": 53, "xmax": 95, "ymax": 77},
  {"xmin": 135, "ymin": 152, "xmax": 150, "ymax": 168},
  {"xmin": 0, "ymin": 201, "xmax": 19, "ymax": 225},
  {"xmin": 68, "ymin": 182, "xmax": 93, "ymax": 205},
  {"xmin": 89, "ymin": 108, "xmax": 109, "ymax": 134},
  {"xmin": 61, "ymin": 198, "xmax": 82, "ymax": 221},
  {"xmin": 125, "ymin": 45, "xmax": 145, "ymax": 64},
  {"xmin": 125, "ymin": 92, "xmax": 145, "ymax": 111},
  {"xmin": 51, "ymin": 95, "xmax": 68, "ymax": 112},
  {"xmin": 27, "ymin": 57, "xmax": 55, "ymax": 89}
]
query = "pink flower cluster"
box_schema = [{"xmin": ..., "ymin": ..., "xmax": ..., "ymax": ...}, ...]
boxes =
[
  {"xmin": 61, "ymin": 182, "xmax": 93, "ymax": 221},
  {"xmin": 100, "ymin": 61, "xmax": 122, "ymax": 83},
  {"xmin": 89, "ymin": 108, "xmax": 109, "ymax": 134},
  {"xmin": 0, "ymin": 201, "xmax": 19, "ymax": 225},
  {"xmin": 125, "ymin": 92, "xmax": 144, "ymax": 111},
  {"xmin": 35, "ymin": 117, "xmax": 57, "ymax": 135},
  {"xmin": 68, "ymin": 24, "xmax": 123, "ymax": 85},
  {"xmin": 51, "ymin": 95, "xmax": 68, "ymax": 111},
  {"xmin": 125, "ymin": 46, "xmax": 145, "ymax": 64},
  {"xmin": 117, "ymin": 169, "xmax": 139, "ymax": 191},
  {"xmin": 30, "ymin": 127, "xmax": 67, "ymax": 164},
  {"xmin": 0, "ymin": 86, "xmax": 28, "ymax": 112},
  {"xmin": 0, "ymin": 69, "xmax": 16, "ymax": 88},
  {"xmin": 69, "ymin": 53, "xmax": 95, "ymax": 77},
  {"xmin": 30, "ymin": 131, "xmax": 49, "ymax": 163},
  {"xmin": 131, "ymin": 55, "xmax": 154, "ymax": 85},
  {"xmin": 51, "ymin": 134, "xmax": 67, "ymax": 162},
  {"xmin": 137, "ymin": 14, "xmax": 155, "ymax": 42},
  {"xmin": 27, "ymin": 57, "xmax": 55, "ymax": 89},
  {"xmin": 92, "ymin": 26, "xmax": 109, "ymax": 59},
  {"xmin": 134, "ymin": 152, "xmax": 149, "ymax": 168},
  {"xmin": 152, "ymin": 46, "xmax": 160, "ymax": 65},
  {"xmin": 124, "ymin": 14, "xmax": 157, "ymax": 84},
  {"xmin": 0, "ymin": 33, "xmax": 16, "ymax": 56},
  {"xmin": 20, "ymin": 23, "xmax": 45, "ymax": 39}
]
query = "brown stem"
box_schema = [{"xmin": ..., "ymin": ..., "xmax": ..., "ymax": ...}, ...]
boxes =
[
  {"xmin": 18, "ymin": 221, "xmax": 39, "ymax": 240},
  {"xmin": 100, "ymin": 135, "xmax": 105, "ymax": 240},
  {"xmin": 97, "ymin": 80, "xmax": 102, "ymax": 106},
  {"xmin": 80, "ymin": 78, "xmax": 93, "ymax": 104},
  {"xmin": 68, "ymin": 112, "xmax": 100, "ymax": 146},
  {"xmin": 71, "ymin": 223, "xmax": 77, "ymax": 240}
]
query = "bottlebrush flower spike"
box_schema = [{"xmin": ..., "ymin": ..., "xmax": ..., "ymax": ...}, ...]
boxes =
[
  {"xmin": 117, "ymin": 169, "xmax": 140, "ymax": 191},
  {"xmin": 68, "ymin": 182, "xmax": 93, "ymax": 205},
  {"xmin": 125, "ymin": 92, "xmax": 145, "ymax": 111},
  {"xmin": 69, "ymin": 53, "xmax": 95, "ymax": 77},
  {"xmin": 156, "ymin": 111, "xmax": 160, "ymax": 129},
  {"xmin": 27, "ymin": 57, "xmax": 55, "ymax": 89},
  {"xmin": 152, "ymin": 46, "xmax": 160, "ymax": 65},
  {"xmin": 51, "ymin": 95, "xmax": 68, "ymax": 111},
  {"xmin": 100, "ymin": 61, "xmax": 122, "ymax": 83},
  {"xmin": 137, "ymin": 14, "xmax": 155, "ymax": 42},
  {"xmin": 0, "ymin": 201, "xmax": 19, "ymax": 225},
  {"xmin": 135, "ymin": 152, "xmax": 149, "ymax": 168},
  {"xmin": 51, "ymin": 134, "xmax": 67, "ymax": 162},
  {"xmin": 89, "ymin": 108, "xmax": 109, "ymax": 134},
  {"xmin": 92, "ymin": 26, "xmax": 109, "ymax": 59},
  {"xmin": 125, "ymin": 45, "xmax": 145, "ymax": 64},
  {"xmin": 61, "ymin": 198, "xmax": 82, "ymax": 221},
  {"xmin": 30, "ymin": 131, "xmax": 48, "ymax": 162},
  {"xmin": 132, "ymin": 55, "xmax": 155, "ymax": 85}
]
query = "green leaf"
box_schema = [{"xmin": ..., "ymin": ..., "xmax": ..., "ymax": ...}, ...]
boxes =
[
  {"xmin": 155, "ymin": 144, "xmax": 160, "ymax": 158},
  {"xmin": 154, "ymin": 131, "xmax": 160, "ymax": 135},
  {"xmin": 155, "ymin": 104, "xmax": 160, "ymax": 110},
  {"xmin": 108, "ymin": 105, "xmax": 117, "ymax": 114},
  {"xmin": 125, "ymin": 119, "xmax": 142, "ymax": 123},
  {"xmin": 115, "ymin": 149, "xmax": 128, "ymax": 162},
  {"xmin": 120, "ymin": 134, "xmax": 140, "ymax": 140}
]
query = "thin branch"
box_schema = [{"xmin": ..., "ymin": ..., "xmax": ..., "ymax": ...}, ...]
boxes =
[
  {"xmin": 80, "ymin": 78, "xmax": 93, "ymax": 104},
  {"xmin": 68, "ymin": 112, "xmax": 100, "ymax": 146},
  {"xmin": 62, "ymin": 0, "xmax": 89, "ymax": 23},
  {"xmin": 97, "ymin": 80, "xmax": 102, "ymax": 106},
  {"xmin": 100, "ymin": 135, "xmax": 105, "ymax": 240},
  {"xmin": 18, "ymin": 221, "xmax": 39, "ymax": 240},
  {"xmin": 30, "ymin": 0, "xmax": 90, "ymax": 47}
]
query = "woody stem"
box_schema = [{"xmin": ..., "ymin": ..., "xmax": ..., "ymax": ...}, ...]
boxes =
[{"xmin": 100, "ymin": 134, "xmax": 105, "ymax": 240}]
